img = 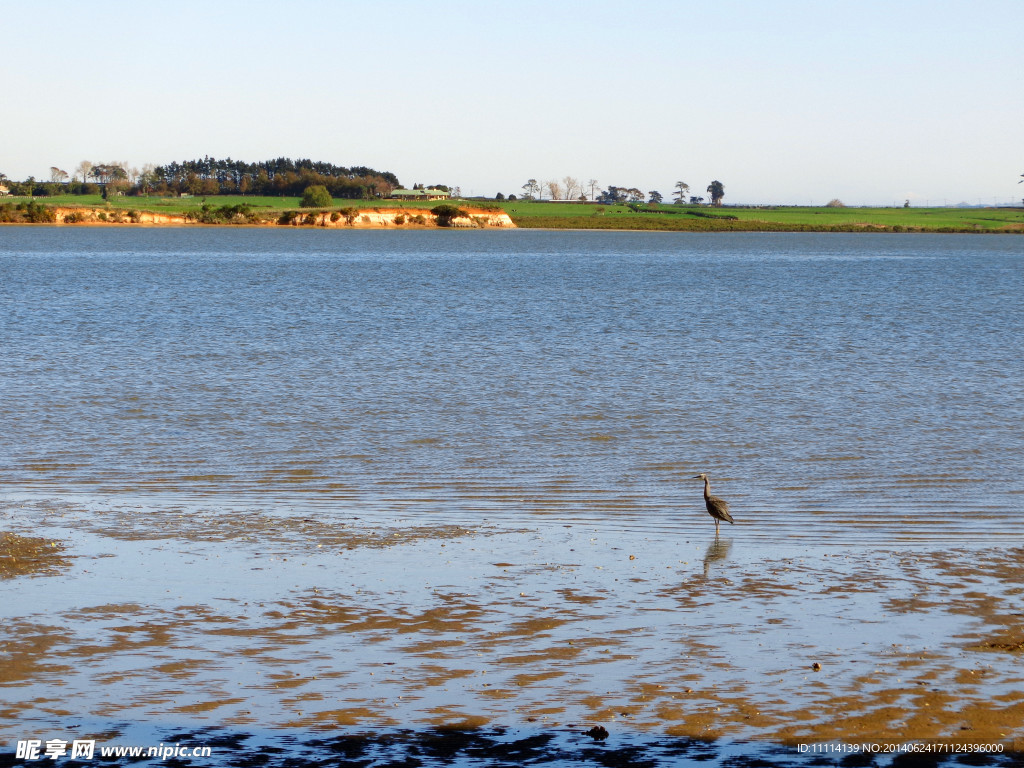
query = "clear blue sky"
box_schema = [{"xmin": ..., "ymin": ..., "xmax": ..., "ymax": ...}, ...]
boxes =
[{"xmin": 3, "ymin": 0, "xmax": 1021, "ymax": 205}]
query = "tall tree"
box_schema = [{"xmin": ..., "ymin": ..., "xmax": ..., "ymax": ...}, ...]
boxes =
[
  {"xmin": 75, "ymin": 161, "xmax": 93, "ymax": 184},
  {"xmin": 545, "ymin": 180, "xmax": 563, "ymax": 200},
  {"xmin": 648, "ymin": 190, "xmax": 663, "ymax": 205},
  {"xmin": 137, "ymin": 164, "xmax": 158, "ymax": 193},
  {"xmin": 562, "ymin": 176, "xmax": 580, "ymax": 200},
  {"xmin": 587, "ymin": 179, "xmax": 600, "ymax": 201},
  {"xmin": 673, "ymin": 181, "xmax": 690, "ymax": 204},
  {"xmin": 597, "ymin": 186, "xmax": 627, "ymax": 204},
  {"xmin": 522, "ymin": 179, "xmax": 539, "ymax": 200},
  {"xmin": 706, "ymin": 180, "xmax": 725, "ymax": 206},
  {"xmin": 50, "ymin": 167, "xmax": 69, "ymax": 183}
]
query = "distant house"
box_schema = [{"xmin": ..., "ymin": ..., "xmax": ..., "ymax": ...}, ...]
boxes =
[
  {"xmin": 0, "ymin": 185, "xmax": 10, "ymax": 197},
  {"xmin": 391, "ymin": 188, "xmax": 450, "ymax": 201}
]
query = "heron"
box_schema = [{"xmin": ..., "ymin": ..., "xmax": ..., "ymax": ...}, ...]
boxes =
[{"xmin": 693, "ymin": 473, "xmax": 735, "ymax": 533}]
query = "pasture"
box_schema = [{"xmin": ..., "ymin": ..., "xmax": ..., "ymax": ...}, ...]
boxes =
[
  {"xmin": 496, "ymin": 200, "xmax": 1024, "ymax": 232},
  {"xmin": 6, "ymin": 193, "xmax": 1023, "ymax": 232}
]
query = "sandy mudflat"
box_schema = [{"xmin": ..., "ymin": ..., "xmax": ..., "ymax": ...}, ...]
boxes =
[{"xmin": 1, "ymin": 494, "xmax": 1022, "ymax": 765}]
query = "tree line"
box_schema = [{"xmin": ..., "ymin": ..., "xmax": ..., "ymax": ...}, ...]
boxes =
[
  {"xmin": 517, "ymin": 178, "xmax": 726, "ymax": 206},
  {"xmin": 0, "ymin": 157, "xmax": 401, "ymax": 200}
]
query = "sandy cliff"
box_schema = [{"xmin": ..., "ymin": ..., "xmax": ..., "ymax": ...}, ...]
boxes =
[{"xmin": 48, "ymin": 206, "xmax": 515, "ymax": 228}]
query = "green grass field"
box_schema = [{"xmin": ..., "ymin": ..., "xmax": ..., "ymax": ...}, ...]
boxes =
[
  {"xmin": 494, "ymin": 201, "xmax": 1024, "ymax": 233},
  {"xmin": 7, "ymin": 194, "xmax": 1023, "ymax": 232}
]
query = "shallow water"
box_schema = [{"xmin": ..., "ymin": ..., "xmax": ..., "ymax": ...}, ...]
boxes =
[
  {"xmin": 1, "ymin": 229, "xmax": 1023, "ymax": 765},
  {"xmin": 3, "ymin": 493, "xmax": 1023, "ymax": 765},
  {"xmin": 1, "ymin": 228, "xmax": 1022, "ymax": 543}
]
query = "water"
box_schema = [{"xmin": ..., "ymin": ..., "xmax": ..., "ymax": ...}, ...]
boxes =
[
  {"xmin": 3, "ymin": 228, "xmax": 1024, "ymax": 766},
  {"xmin": 1, "ymin": 228, "xmax": 1022, "ymax": 544}
]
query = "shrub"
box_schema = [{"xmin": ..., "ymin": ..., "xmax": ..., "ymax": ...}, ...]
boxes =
[
  {"xmin": 301, "ymin": 184, "xmax": 332, "ymax": 208},
  {"xmin": 187, "ymin": 203, "xmax": 257, "ymax": 224},
  {"xmin": 23, "ymin": 201, "xmax": 57, "ymax": 223},
  {"xmin": 826, "ymin": 199, "xmax": 845, "ymax": 208},
  {"xmin": 431, "ymin": 203, "xmax": 468, "ymax": 226}
]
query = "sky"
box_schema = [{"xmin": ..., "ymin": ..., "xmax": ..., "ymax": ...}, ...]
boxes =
[{"xmin": 3, "ymin": 0, "xmax": 1021, "ymax": 206}]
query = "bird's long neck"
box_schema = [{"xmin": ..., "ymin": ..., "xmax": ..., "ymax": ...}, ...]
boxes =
[{"xmin": 703, "ymin": 477, "xmax": 711, "ymax": 499}]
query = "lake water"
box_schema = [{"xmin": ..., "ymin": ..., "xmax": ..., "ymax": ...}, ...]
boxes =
[
  {"xmin": 1, "ymin": 228, "xmax": 1022, "ymax": 544},
  {"xmin": 3, "ymin": 228, "xmax": 1024, "ymax": 766}
]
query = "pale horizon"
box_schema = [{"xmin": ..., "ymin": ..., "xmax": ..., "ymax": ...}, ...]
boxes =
[{"xmin": 3, "ymin": 0, "xmax": 1021, "ymax": 207}]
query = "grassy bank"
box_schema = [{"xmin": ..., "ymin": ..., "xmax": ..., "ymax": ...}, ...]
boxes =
[
  {"xmin": 497, "ymin": 200, "xmax": 1024, "ymax": 233},
  {"xmin": 5, "ymin": 194, "xmax": 1023, "ymax": 232}
]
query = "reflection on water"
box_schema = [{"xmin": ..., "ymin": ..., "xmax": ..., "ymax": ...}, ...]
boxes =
[
  {"xmin": 702, "ymin": 536, "xmax": 732, "ymax": 578},
  {"xmin": 1, "ymin": 229, "xmax": 1022, "ymax": 545}
]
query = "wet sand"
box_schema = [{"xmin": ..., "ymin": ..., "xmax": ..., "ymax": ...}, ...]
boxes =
[
  {"xmin": 0, "ymin": 533, "xmax": 69, "ymax": 580},
  {"xmin": 1, "ymin": 494, "xmax": 1023, "ymax": 765}
]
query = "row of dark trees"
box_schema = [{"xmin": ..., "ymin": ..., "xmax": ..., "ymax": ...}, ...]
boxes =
[
  {"xmin": 149, "ymin": 157, "xmax": 400, "ymax": 198},
  {"xmin": 0, "ymin": 157, "xmax": 401, "ymax": 200}
]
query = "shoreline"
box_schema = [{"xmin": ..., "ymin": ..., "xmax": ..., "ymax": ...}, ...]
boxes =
[
  {"xmin": 3, "ymin": 200, "xmax": 1023, "ymax": 233},
  {"xmin": 5, "ymin": 220, "xmax": 1022, "ymax": 234},
  {"xmin": 0, "ymin": 205, "xmax": 517, "ymax": 230},
  {"xmin": 3, "ymin": 493, "xmax": 1023, "ymax": 758}
]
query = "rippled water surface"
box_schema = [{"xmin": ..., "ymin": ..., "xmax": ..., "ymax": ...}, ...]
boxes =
[{"xmin": 2, "ymin": 228, "xmax": 1022, "ymax": 544}]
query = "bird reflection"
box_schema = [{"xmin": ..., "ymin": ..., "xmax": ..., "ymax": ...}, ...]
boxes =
[{"xmin": 702, "ymin": 535, "xmax": 732, "ymax": 578}]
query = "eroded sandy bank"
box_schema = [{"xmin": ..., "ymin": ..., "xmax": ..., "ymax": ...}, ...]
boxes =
[{"xmin": 43, "ymin": 206, "xmax": 516, "ymax": 228}]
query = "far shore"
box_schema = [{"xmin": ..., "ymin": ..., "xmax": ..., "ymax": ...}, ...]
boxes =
[{"xmin": 3, "ymin": 195, "xmax": 1023, "ymax": 233}]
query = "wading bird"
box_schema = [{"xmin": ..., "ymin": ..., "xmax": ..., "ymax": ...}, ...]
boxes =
[{"xmin": 693, "ymin": 473, "xmax": 735, "ymax": 533}]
